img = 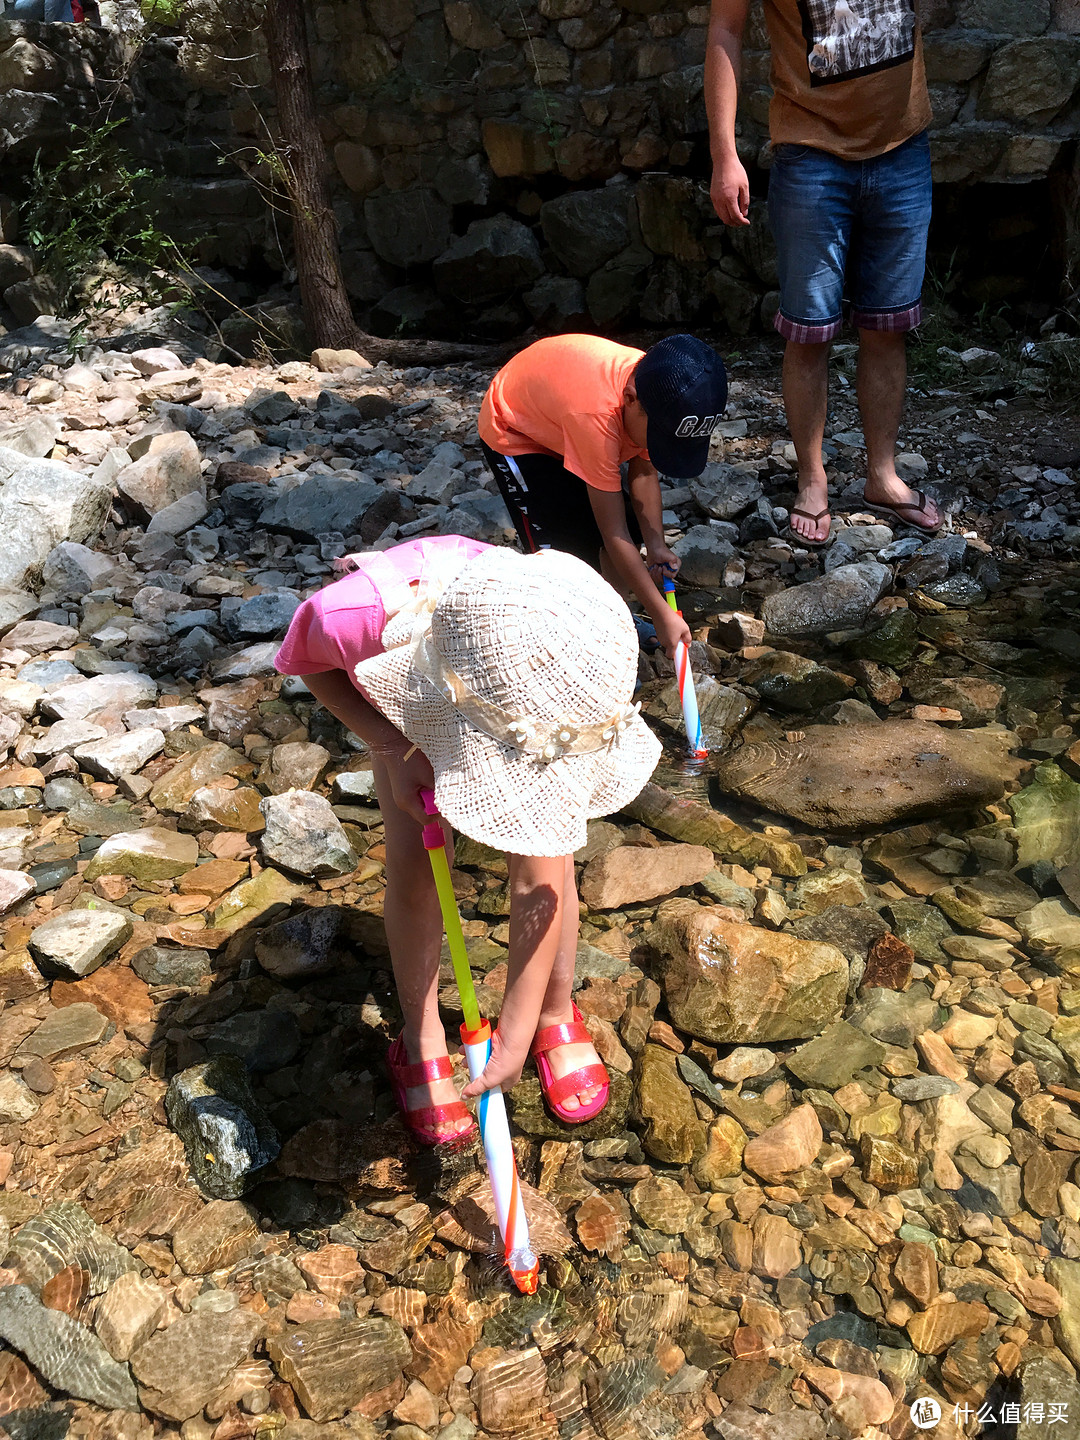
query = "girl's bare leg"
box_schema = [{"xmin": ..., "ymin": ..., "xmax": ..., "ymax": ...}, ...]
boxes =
[
  {"xmin": 535, "ymin": 856, "xmax": 606, "ymax": 1112},
  {"xmin": 373, "ymin": 756, "xmax": 472, "ymax": 1138}
]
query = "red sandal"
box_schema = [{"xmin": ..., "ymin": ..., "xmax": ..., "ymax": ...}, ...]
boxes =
[
  {"xmin": 530, "ymin": 1003, "xmax": 610, "ymax": 1125},
  {"xmin": 387, "ymin": 1034, "xmax": 478, "ymax": 1146}
]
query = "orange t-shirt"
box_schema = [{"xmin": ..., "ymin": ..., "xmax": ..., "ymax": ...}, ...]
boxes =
[
  {"xmin": 765, "ymin": 0, "xmax": 932, "ymax": 161},
  {"xmin": 479, "ymin": 335, "xmax": 647, "ymax": 494}
]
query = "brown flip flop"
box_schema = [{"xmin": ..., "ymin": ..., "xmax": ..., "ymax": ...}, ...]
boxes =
[
  {"xmin": 863, "ymin": 489, "xmax": 942, "ymax": 534},
  {"xmin": 784, "ymin": 505, "xmax": 833, "ymax": 549}
]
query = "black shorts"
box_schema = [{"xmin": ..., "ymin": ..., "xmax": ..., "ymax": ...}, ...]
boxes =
[{"xmin": 480, "ymin": 439, "xmax": 641, "ymax": 572}]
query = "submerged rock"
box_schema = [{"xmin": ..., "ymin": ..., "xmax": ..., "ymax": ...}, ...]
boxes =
[
  {"xmin": 624, "ymin": 782, "xmax": 806, "ymax": 877},
  {"xmin": 648, "ymin": 901, "xmax": 847, "ymax": 1043},
  {"xmin": 714, "ymin": 722, "xmax": 1022, "ymax": 830},
  {"xmin": 580, "ymin": 842, "xmax": 713, "ymax": 910},
  {"xmin": 0, "ymin": 1284, "xmax": 139, "ymax": 1411}
]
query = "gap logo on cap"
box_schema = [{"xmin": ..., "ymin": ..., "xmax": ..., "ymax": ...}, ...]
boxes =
[{"xmin": 675, "ymin": 414, "xmax": 722, "ymax": 438}]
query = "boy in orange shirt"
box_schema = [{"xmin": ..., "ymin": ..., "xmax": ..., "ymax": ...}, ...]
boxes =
[{"xmin": 479, "ymin": 333, "xmax": 727, "ymax": 658}]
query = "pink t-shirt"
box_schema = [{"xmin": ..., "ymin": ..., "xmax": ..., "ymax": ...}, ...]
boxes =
[{"xmin": 274, "ymin": 535, "xmax": 490, "ymax": 681}]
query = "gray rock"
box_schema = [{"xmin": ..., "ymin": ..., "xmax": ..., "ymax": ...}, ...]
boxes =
[
  {"xmin": 432, "ymin": 217, "xmax": 543, "ymax": 302},
  {"xmin": 968, "ymin": 1083, "xmax": 1015, "ymax": 1135},
  {"xmin": 28, "ymin": 908, "xmax": 133, "ymax": 979},
  {"xmin": 955, "ymin": 1153, "xmax": 1021, "ymax": 1216},
  {"xmin": 523, "ymin": 274, "xmax": 587, "ymax": 331},
  {"xmin": 742, "ymin": 652, "xmax": 850, "ymax": 712},
  {"xmin": 225, "ymin": 589, "xmax": 301, "ymax": 641},
  {"xmin": 786, "ymin": 1021, "xmax": 887, "ymax": 1089},
  {"xmin": 19, "ymin": 1004, "xmax": 111, "ymax": 1061},
  {"xmin": 42, "ymin": 775, "xmax": 89, "ymax": 810},
  {"xmin": 0, "ymin": 1073, "xmax": 39, "ymax": 1122},
  {"xmin": 0, "ymin": 315, "xmax": 71, "ymax": 369},
  {"xmin": 73, "ymin": 728, "xmax": 165, "ymax": 781},
  {"xmin": 259, "ymin": 790, "xmax": 357, "ymax": 878},
  {"xmin": 130, "ymin": 1307, "xmax": 264, "ymax": 1422},
  {"xmin": 847, "ymin": 984, "xmax": 938, "ymax": 1047},
  {"xmin": 247, "ymin": 389, "xmax": 299, "ymax": 425},
  {"xmin": 0, "ymin": 414, "xmax": 60, "ymax": 458},
  {"xmin": 260, "ymin": 477, "xmax": 381, "ymax": 540},
  {"xmin": 41, "ymin": 671, "xmax": 157, "ymax": 722},
  {"xmin": 1018, "ymin": 1354, "xmax": 1080, "ymax": 1440},
  {"xmin": 0, "ymin": 243, "xmax": 34, "ymax": 291},
  {"xmin": 978, "ymin": 37, "xmax": 1080, "ymax": 123},
  {"xmin": 406, "ymin": 460, "xmax": 470, "ymax": 505},
  {"xmin": 131, "ymin": 944, "xmax": 213, "ymax": 987},
  {"xmin": 713, "ymin": 721, "xmax": 1021, "ymax": 831},
  {"xmin": 205, "ymin": 1010, "xmax": 302, "ymax": 1071},
  {"xmin": 672, "ymin": 525, "xmax": 736, "ymax": 587},
  {"xmin": 165, "ymin": 1055, "xmax": 280, "ymax": 1200},
  {"xmin": 41, "ymin": 540, "xmax": 116, "ymax": 597},
  {"xmin": 0, "ymin": 448, "xmax": 112, "ymax": 596},
  {"xmin": 145, "ymin": 490, "xmax": 209, "ymax": 536},
  {"xmin": 762, "ymin": 562, "xmax": 891, "ymax": 638},
  {"xmin": 956, "ymin": 0, "xmax": 1049, "ymax": 30},
  {"xmin": 333, "ymin": 769, "xmax": 377, "ymax": 804},
  {"xmin": 255, "ymin": 906, "xmax": 346, "ymax": 979},
  {"xmin": 922, "ymin": 573, "xmax": 987, "ymax": 609},
  {"xmin": 690, "ymin": 465, "xmax": 762, "ymax": 520},
  {"xmin": 891, "ymin": 1076, "xmax": 960, "ymax": 1101},
  {"xmin": 540, "ymin": 187, "xmax": 632, "ymax": 278},
  {"xmin": 364, "ymin": 186, "xmax": 452, "ymax": 268},
  {"xmin": 0, "ymin": 1284, "xmax": 139, "ymax": 1411},
  {"xmin": 5, "ymin": 1200, "xmax": 137, "ymax": 1296},
  {"xmin": 114, "ymin": 433, "xmax": 204, "ymax": 521}
]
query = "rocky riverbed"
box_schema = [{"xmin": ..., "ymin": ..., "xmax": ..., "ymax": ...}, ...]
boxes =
[{"xmin": 0, "ymin": 317, "xmax": 1079, "ymax": 1440}]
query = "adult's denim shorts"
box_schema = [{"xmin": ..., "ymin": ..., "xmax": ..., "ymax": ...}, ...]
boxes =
[{"xmin": 767, "ymin": 129, "xmax": 932, "ymax": 344}]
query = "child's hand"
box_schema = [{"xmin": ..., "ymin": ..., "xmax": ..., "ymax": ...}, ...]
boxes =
[
  {"xmin": 383, "ymin": 741, "xmax": 436, "ymax": 826},
  {"xmin": 646, "ymin": 545, "xmax": 680, "ymax": 580},
  {"xmin": 461, "ymin": 1024, "xmax": 530, "ymax": 1098},
  {"xmin": 656, "ymin": 604, "xmax": 692, "ymax": 659}
]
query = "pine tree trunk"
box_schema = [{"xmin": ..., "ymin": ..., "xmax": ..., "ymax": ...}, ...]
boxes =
[
  {"xmin": 263, "ymin": 0, "xmax": 498, "ymax": 366},
  {"xmin": 264, "ymin": 0, "xmax": 360, "ymax": 351}
]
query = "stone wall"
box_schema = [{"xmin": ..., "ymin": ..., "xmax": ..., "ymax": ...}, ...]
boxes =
[{"xmin": 1, "ymin": 1, "xmax": 1079, "ymax": 343}]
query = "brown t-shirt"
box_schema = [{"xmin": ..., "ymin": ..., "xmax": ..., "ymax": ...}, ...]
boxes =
[{"xmin": 764, "ymin": 0, "xmax": 932, "ymax": 160}]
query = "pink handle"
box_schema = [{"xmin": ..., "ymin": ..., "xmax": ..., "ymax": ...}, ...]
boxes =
[{"xmin": 420, "ymin": 787, "xmax": 444, "ymax": 850}]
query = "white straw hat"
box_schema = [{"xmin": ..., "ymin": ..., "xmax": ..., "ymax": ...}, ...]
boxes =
[{"xmin": 354, "ymin": 546, "xmax": 661, "ymax": 856}]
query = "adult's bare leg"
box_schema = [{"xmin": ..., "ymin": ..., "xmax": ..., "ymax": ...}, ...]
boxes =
[
  {"xmin": 858, "ymin": 328, "xmax": 941, "ymax": 527},
  {"xmin": 784, "ymin": 339, "xmax": 833, "ymax": 543}
]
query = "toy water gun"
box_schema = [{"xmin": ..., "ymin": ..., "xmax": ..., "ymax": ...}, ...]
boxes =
[
  {"xmin": 663, "ymin": 577, "xmax": 707, "ymax": 759},
  {"xmin": 420, "ymin": 789, "xmax": 540, "ymax": 1295}
]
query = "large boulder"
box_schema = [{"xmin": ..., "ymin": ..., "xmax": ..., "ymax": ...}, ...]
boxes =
[
  {"xmin": 114, "ymin": 433, "xmax": 204, "ymax": 521},
  {"xmin": 672, "ymin": 525, "xmax": 736, "ymax": 584},
  {"xmin": 762, "ymin": 562, "xmax": 891, "ymax": 638},
  {"xmin": 978, "ymin": 38, "xmax": 1080, "ymax": 123},
  {"xmin": 433, "ymin": 217, "xmax": 543, "ymax": 302},
  {"xmin": 714, "ymin": 721, "xmax": 1023, "ymax": 830},
  {"xmin": 364, "ymin": 186, "xmax": 452, "ymax": 268},
  {"xmin": 0, "ymin": 447, "xmax": 110, "ymax": 598},
  {"xmin": 648, "ymin": 901, "xmax": 848, "ymax": 1043},
  {"xmin": 260, "ymin": 477, "xmax": 381, "ymax": 539},
  {"xmin": 540, "ymin": 187, "xmax": 632, "ymax": 277}
]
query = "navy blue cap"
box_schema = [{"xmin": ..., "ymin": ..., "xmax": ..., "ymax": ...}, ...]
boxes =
[{"xmin": 634, "ymin": 335, "xmax": 728, "ymax": 480}]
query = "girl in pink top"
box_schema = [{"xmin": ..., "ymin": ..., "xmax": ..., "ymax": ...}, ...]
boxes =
[{"xmin": 275, "ymin": 537, "xmax": 659, "ymax": 1145}]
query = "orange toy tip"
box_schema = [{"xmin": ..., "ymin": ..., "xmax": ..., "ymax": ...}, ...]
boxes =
[{"xmin": 510, "ymin": 1261, "xmax": 540, "ymax": 1294}]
